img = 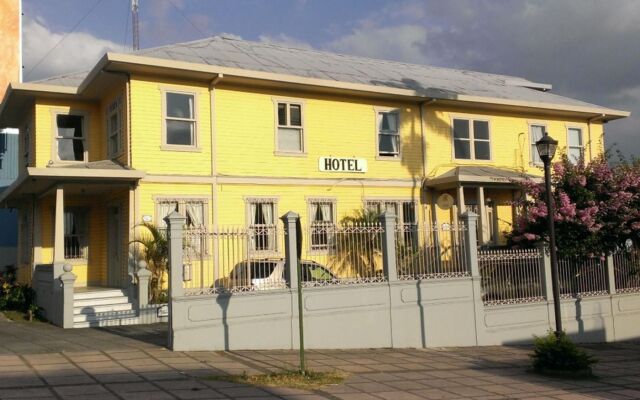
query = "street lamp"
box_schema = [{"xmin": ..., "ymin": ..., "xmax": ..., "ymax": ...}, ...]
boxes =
[{"xmin": 536, "ymin": 134, "xmax": 563, "ymax": 336}]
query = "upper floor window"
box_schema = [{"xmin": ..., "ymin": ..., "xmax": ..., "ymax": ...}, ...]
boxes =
[
  {"xmin": 529, "ymin": 124, "xmax": 545, "ymax": 165},
  {"xmin": 276, "ymin": 102, "xmax": 304, "ymax": 153},
  {"xmin": 453, "ymin": 118, "xmax": 490, "ymax": 160},
  {"xmin": 247, "ymin": 198, "xmax": 278, "ymax": 253},
  {"xmin": 56, "ymin": 114, "xmax": 86, "ymax": 162},
  {"xmin": 567, "ymin": 127, "xmax": 584, "ymax": 164},
  {"xmin": 164, "ymin": 91, "xmax": 196, "ymax": 147},
  {"xmin": 377, "ymin": 111, "xmax": 400, "ymax": 157},
  {"xmin": 64, "ymin": 208, "xmax": 88, "ymax": 260},
  {"xmin": 107, "ymin": 97, "xmax": 122, "ymax": 156}
]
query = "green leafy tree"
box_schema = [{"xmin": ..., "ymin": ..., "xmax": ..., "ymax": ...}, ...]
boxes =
[{"xmin": 131, "ymin": 223, "xmax": 169, "ymax": 303}]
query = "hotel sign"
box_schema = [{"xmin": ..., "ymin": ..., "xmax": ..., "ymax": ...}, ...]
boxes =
[{"xmin": 319, "ymin": 157, "xmax": 367, "ymax": 173}]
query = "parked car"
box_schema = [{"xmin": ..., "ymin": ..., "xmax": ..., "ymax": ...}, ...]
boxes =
[{"xmin": 228, "ymin": 258, "xmax": 336, "ymax": 290}]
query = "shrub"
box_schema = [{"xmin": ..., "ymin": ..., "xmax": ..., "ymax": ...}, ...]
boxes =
[
  {"xmin": 531, "ymin": 331, "xmax": 597, "ymax": 373},
  {"xmin": 0, "ymin": 278, "xmax": 37, "ymax": 313}
]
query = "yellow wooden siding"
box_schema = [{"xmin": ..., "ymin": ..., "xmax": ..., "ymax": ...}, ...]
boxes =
[
  {"xmin": 99, "ymin": 82, "xmax": 128, "ymax": 164},
  {"xmin": 129, "ymin": 76, "xmax": 212, "ymax": 175},
  {"xmin": 425, "ymin": 106, "xmax": 604, "ymax": 178},
  {"xmin": 215, "ymin": 86, "xmax": 423, "ymax": 180}
]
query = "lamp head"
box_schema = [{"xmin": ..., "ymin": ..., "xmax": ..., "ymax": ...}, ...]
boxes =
[{"xmin": 536, "ymin": 134, "xmax": 558, "ymax": 163}]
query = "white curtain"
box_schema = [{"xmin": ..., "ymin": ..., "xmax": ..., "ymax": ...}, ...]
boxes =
[
  {"xmin": 186, "ymin": 202, "xmax": 204, "ymax": 227},
  {"xmin": 320, "ymin": 203, "xmax": 331, "ymax": 222},
  {"xmin": 261, "ymin": 203, "xmax": 274, "ymax": 250},
  {"xmin": 157, "ymin": 202, "xmax": 176, "ymax": 228}
]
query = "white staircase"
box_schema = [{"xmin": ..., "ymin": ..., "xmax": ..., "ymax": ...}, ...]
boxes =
[{"xmin": 73, "ymin": 288, "xmax": 138, "ymax": 328}]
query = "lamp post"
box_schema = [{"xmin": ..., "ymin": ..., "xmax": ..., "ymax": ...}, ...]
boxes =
[{"xmin": 536, "ymin": 134, "xmax": 563, "ymax": 336}]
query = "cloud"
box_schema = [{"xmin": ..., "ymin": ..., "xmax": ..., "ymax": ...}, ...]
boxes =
[
  {"xmin": 322, "ymin": 0, "xmax": 640, "ymax": 156},
  {"xmin": 327, "ymin": 25, "xmax": 430, "ymax": 64},
  {"xmin": 22, "ymin": 17, "xmax": 121, "ymax": 81}
]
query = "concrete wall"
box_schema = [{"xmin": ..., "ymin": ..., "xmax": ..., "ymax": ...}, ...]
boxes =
[{"xmin": 170, "ymin": 279, "xmax": 640, "ymax": 351}]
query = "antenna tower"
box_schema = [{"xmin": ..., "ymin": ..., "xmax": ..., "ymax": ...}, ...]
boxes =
[{"xmin": 131, "ymin": 0, "xmax": 139, "ymax": 50}]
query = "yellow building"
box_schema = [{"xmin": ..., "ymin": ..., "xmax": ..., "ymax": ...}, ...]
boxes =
[{"xmin": 0, "ymin": 36, "xmax": 629, "ymax": 290}]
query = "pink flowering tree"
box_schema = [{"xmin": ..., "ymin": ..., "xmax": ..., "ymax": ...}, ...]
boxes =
[{"xmin": 508, "ymin": 155, "xmax": 640, "ymax": 258}]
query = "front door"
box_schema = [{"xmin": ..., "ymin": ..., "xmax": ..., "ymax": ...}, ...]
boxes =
[{"xmin": 107, "ymin": 206, "xmax": 122, "ymax": 287}]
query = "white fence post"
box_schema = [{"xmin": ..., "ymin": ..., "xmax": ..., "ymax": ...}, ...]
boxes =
[
  {"xmin": 536, "ymin": 243, "xmax": 554, "ymax": 301},
  {"xmin": 166, "ymin": 211, "xmax": 186, "ymax": 299},
  {"xmin": 379, "ymin": 211, "xmax": 398, "ymax": 282},
  {"xmin": 606, "ymin": 253, "xmax": 616, "ymax": 295},
  {"xmin": 461, "ymin": 211, "xmax": 479, "ymax": 277},
  {"xmin": 60, "ymin": 264, "xmax": 76, "ymax": 329},
  {"xmin": 280, "ymin": 211, "xmax": 300, "ymax": 288},
  {"xmin": 136, "ymin": 260, "xmax": 151, "ymax": 308}
]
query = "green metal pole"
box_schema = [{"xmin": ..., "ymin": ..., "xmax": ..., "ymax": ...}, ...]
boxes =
[{"xmin": 296, "ymin": 257, "xmax": 306, "ymax": 375}]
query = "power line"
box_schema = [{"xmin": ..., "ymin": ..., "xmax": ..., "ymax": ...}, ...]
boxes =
[
  {"xmin": 24, "ymin": 0, "xmax": 105, "ymax": 80},
  {"xmin": 165, "ymin": 0, "xmax": 209, "ymax": 38}
]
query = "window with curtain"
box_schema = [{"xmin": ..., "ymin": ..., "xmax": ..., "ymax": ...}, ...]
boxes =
[
  {"xmin": 248, "ymin": 200, "xmax": 277, "ymax": 252},
  {"xmin": 378, "ymin": 111, "xmax": 400, "ymax": 157},
  {"xmin": 107, "ymin": 96, "xmax": 122, "ymax": 156},
  {"xmin": 276, "ymin": 102, "xmax": 304, "ymax": 153},
  {"xmin": 165, "ymin": 92, "xmax": 196, "ymax": 146},
  {"xmin": 309, "ymin": 200, "xmax": 335, "ymax": 250},
  {"xmin": 453, "ymin": 118, "xmax": 490, "ymax": 160},
  {"xmin": 64, "ymin": 208, "xmax": 88, "ymax": 259},
  {"xmin": 156, "ymin": 199, "xmax": 207, "ymax": 254},
  {"xmin": 366, "ymin": 200, "xmax": 417, "ymax": 246},
  {"xmin": 568, "ymin": 128, "xmax": 584, "ymax": 165},
  {"xmin": 56, "ymin": 114, "xmax": 86, "ymax": 161},
  {"xmin": 530, "ymin": 124, "xmax": 545, "ymax": 165}
]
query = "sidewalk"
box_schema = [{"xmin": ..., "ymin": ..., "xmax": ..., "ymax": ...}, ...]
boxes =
[{"xmin": 1, "ymin": 316, "xmax": 640, "ymax": 399}]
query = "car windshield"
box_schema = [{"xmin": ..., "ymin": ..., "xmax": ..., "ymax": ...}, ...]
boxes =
[{"xmin": 301, "ymin": 262, "xmax": 334, "ymax": 281}]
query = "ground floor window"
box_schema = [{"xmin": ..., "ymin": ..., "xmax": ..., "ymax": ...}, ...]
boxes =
[
  {"xmin": 309, "ymin": 199, "xmax": 336, "ymax": 251},
  {"xmin": 247, "ymin": 199, "xmax": 277, "ymax": 252},
  {"xmin": 64, "ymin": 208, "xmax": 88, "ymax": 260},
  {"xmin": 156, "ymin": 198, "xmax": 208, "ymax": 253},
  {"xmin": 365, "ymin": 200, "xmax": 417, "ymax": 245}
]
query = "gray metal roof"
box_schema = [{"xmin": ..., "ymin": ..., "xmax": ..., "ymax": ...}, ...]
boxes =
[
  {"xmin": 425, "ymin": 166, "xmax": 539, "ymax": 188},
  {"xmin": 33, "ymin": 36, "xmax": 608, "ymax": 110}
]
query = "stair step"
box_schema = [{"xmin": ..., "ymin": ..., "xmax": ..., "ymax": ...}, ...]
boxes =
[
  {"xmin": 73, "ymin": 316, "xmax": 140, "ymax": 328},
  {"xmin": 74, "ymin": 296, "xmax": 130, "ymax": 308},
  {"xmin": 74, "ymin": 289, "xmax": 127, "ymax": 300},
  {"xmin": 74, "ymin": 310, "xmax": 137, "ymax": 323},
  {"xmin": 73, "ymin": 303, "xmax": 133, "ymax": 315}
]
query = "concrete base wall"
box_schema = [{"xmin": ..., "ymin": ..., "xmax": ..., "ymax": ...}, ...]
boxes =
[{"xmin": 170, "ymin": 278, "xmax": 640, "ymax": 351}]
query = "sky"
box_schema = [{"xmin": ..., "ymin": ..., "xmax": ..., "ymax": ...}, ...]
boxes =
[{"xmin": 20, "ymin": 0, "xmax": 640, "ymax": 158}]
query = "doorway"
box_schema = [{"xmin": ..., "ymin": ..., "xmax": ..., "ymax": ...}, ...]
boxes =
[{"xmin": 107, "ymin": 206, "xmax": 122, "ymax": 287}]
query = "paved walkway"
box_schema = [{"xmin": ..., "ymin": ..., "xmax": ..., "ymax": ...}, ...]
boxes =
[{"xmin": 1, "ymin": 315, "xmax": 640, "ymax": 399}]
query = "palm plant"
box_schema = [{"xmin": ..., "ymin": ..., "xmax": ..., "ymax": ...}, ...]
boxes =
[
  {"xmin": 131, "ymin": 223, "xmax": 169, "ymax": 304},
  {"xmin": 330, "ymin": 208, "xmax": 383, "ymax": 277}
]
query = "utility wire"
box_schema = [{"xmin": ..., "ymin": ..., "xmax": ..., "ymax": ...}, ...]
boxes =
[
  {"xmin": 165, "ymin": 0, "xmax": 209, "ymax": 38},
  {"xmin": 24, "ymin": 0, "xmax": 105, "ymax": 80}
]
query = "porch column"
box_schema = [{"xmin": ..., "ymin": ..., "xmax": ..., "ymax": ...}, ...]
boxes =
[
  {"xmin": 456, "ymin": 185, "xmax": 465, "ymax": 216},
  {"xmin": 53, "ymin": 185, "xmax": 65, "ymax": 264},
  {"xmin": 477, "ymin": 186, "xmax": 487, "ymax": 245}
]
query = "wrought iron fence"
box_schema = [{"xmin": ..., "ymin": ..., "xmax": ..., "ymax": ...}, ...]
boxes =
[
  {"xmin": 395, "ymin": 223, "xmax": 469, "ymax": 280},
  {"xmin": 182, "ymin": 226, "xmax": 285, "ymax": 295},
  {"xmin": 301, "ymin": 222, "xmax": 387, "ymax": 286},
  {"xmin": 613, "ymin": 249, "xmax": 640, "ymax": 293},
  {"xmin": 558, "ymin": 256, "xmax": 608, "ymax": 298},
  {"xmin": 478, "ymin": 248, "xmax": 545, "ymax": 306}
]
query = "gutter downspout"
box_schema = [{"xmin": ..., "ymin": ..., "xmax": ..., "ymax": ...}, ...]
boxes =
[
  {"xmin": 588, "ymin": 113, "xmax": 605, "ymax": 162},
  {"xmin": 420, "ymin": 99, "xmax": 435, "ymax": 223},
  {"xmin": 209, "ymin": 73, "xmax": 223, "ymax": 283}
]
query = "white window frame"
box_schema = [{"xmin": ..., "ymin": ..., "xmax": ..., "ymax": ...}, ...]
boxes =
[
  {"xmin": 106, "ymin": 96, "xmax": 123, "ymax": 158},
  {"xmin": 451, "ymin": 117, "xmax": 492, "ymax": 161},
  {"xmin": 52, "ymin": 111, "xmax": 88, "ymax": 163},
  {"xmin": 307, "ymin": 198, "xmax": 337, "ymax": 253},
  {"xmin": 528, "ymin": 122, "xmax": 547, "ymax": 166},
  {"xmin": 566, "ymin": 126, "xmax": 584, "ymax": 165},
  {"xmin": 161, "ymin": 89, "xmax": 199, "ymax": 151},
  {"xmin": 154, "ymin": 196, "xmax": 209, "ymax": 228},
  {"xmin": 245, "ymin": 197, "xmax": 279, "ymax": 254},
  {"xmin": 375, "ymin": 107, "xmax": 401, "ymax": 160},
  {"xmin": 274, "ymin": 99, "xmax": 305, "ymax": 155}
]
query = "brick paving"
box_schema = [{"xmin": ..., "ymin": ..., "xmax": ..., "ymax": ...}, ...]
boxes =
[{"xmin": 1, "ymin": 314, "xmax": 640, "ymax": 399}]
